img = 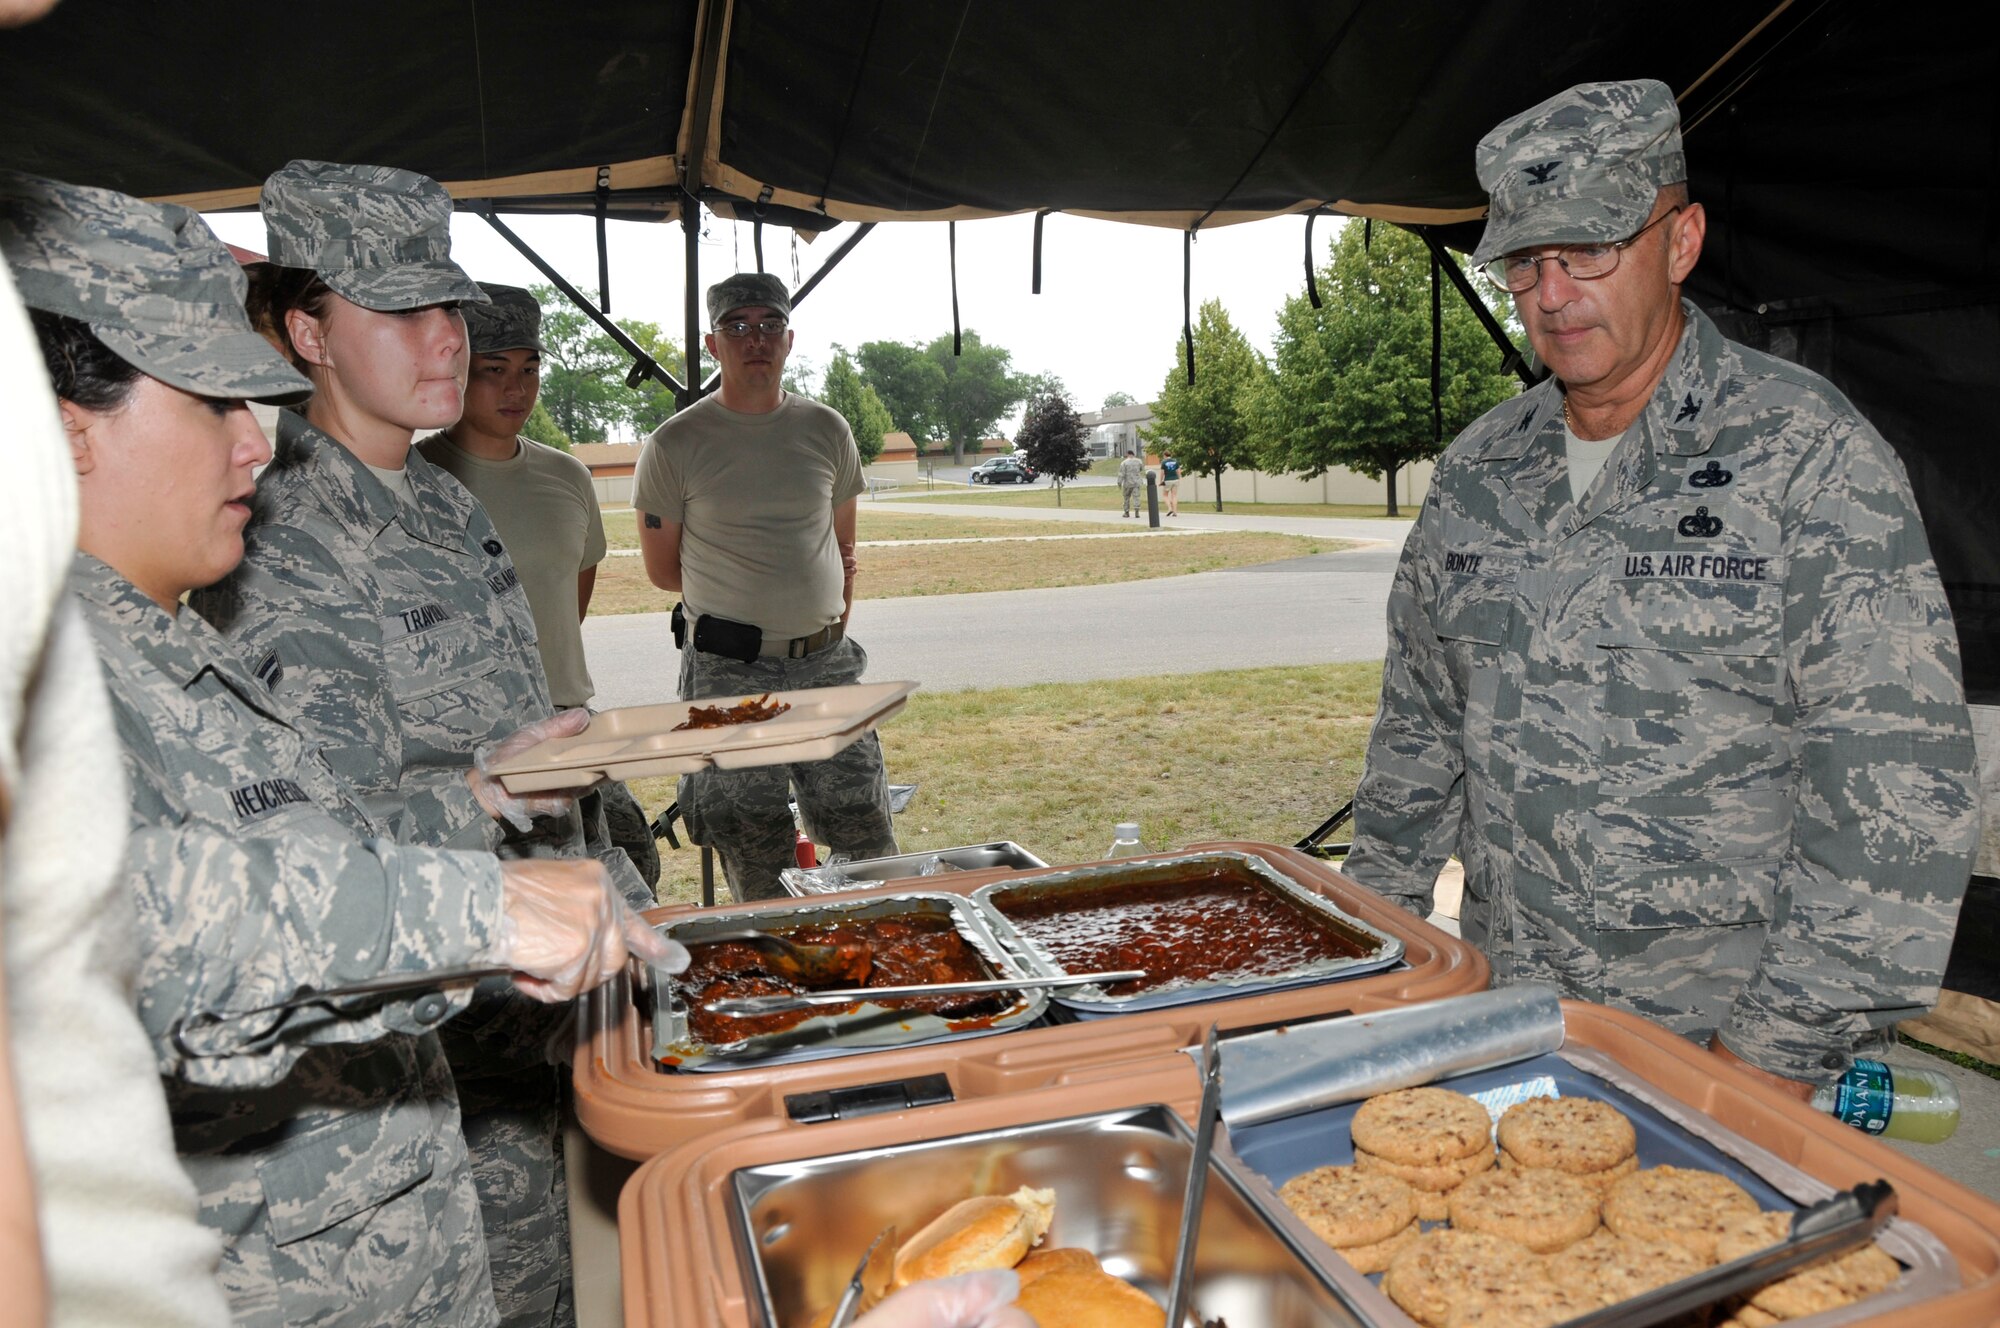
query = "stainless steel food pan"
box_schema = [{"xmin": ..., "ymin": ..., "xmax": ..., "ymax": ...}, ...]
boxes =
[
  {"xmin": 651, "ymin": 891, "xmax": 1047, "ymax": 1072},
  {"xmin": 779, "ymin": 842, "xmax": 1048, "ymax": 896},
  {"xmin": 971, "ymin": 849, "xmax": 1403, "ymax": 1017},
  {"xmin": 728, "ymin": 1103, "xmax": 1372, "ymax": 1328}
]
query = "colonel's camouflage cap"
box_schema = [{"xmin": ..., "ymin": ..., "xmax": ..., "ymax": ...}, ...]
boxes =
[
  {"xmin": 0, "ymin": 171, "xmax": 311, "ymax": 403},
  {"xmin": 464, "ymin": 282, "xmax": 543, "ymax": 354},
  {"xmin": 1472, "ymin": 79, "xmax": 1686, "ymax": 266},
  {"xmin": 261, "ymin": 159, "xmax": 486, "ymax": 312},
  {"xmin": 706, "ymin": 271, "xmax": 790, "ymax": 325}
]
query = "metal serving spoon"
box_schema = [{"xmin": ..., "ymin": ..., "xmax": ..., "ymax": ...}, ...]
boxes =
[
  {"xmin": 691, "ymin": 928, "xmax": 875, "ymax": 986},
  {"xmin": 702, "ymin": 968, "xmax": 1146, "ymax": 1016}
]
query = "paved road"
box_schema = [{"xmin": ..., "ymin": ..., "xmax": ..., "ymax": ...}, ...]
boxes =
[{"xmin": 583, "ymin": 504, "xmax": 1412, "ymax": 707}]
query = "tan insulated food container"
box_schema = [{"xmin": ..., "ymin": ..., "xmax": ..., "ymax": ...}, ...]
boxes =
[
  {"xmin": 615, "ymin": 998, "xmax": 2000, "ymax": 1328},
  {"xmin": 571, "ymin": 841, "xmax": 1489, "ymax": 1160}
]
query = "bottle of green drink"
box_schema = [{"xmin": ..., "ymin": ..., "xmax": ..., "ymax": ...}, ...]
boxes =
[{"xmin": 1809, "ymin": 1059, "xmax": 1960, "ymax": 1143}]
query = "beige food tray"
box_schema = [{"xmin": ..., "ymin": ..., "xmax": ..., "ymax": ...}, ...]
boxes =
[{"xmin": 490, "ymin": 681, "xmax": 917, "ymax": 792}]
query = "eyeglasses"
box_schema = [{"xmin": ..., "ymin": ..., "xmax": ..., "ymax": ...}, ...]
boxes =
[
  {"xmin": 714, "ymin": 318, "xmax": 789, "ymax": 339},
  {"xmin": 1481, "ymin": 206, "xmax": 1683, "ymax": 293}
]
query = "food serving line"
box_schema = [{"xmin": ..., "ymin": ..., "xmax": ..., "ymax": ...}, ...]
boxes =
[{"xmin": 490, "ymin": 686, "xmax": 2000, "ymax": 1328}]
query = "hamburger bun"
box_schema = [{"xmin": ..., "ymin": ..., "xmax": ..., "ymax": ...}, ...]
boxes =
[
  {"xmin": 892, "ymin": 1186, "xmax": 1056, "ymax": 1286},
  {"xmin": 1015, "ymin": 1247, "xmax": 1102, "ymax": 1289},
  {"xmin": 1015, "ymin": 1266, "xmax": 1167, "ymax": 1328}
]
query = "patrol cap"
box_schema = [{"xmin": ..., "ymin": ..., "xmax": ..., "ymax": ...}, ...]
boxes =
[
  {"xmin": 0, "ymin": 171, "xmax": 311, "ymax": 403},
  {"xmin": 261, "ymin": 159, "xmax": 487, "ymax": 312},
  {"xmin": 706, "ymin": 271, "xmax": 790, "ymax": 325},
  {"xmin": 464, "ymin": 282, "xmax": 543, "ymax": 354},
  {"xmin": 1471, "ymin": 79, "xmax": 1686, "ymax": 266}
]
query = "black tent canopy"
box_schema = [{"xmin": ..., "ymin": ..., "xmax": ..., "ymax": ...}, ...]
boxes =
[{"xmin": 1, "ymin": 0, "xmax": 1994, "ymax": 696}]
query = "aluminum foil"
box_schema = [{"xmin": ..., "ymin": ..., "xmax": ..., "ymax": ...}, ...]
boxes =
[
  {"xmin": 969, "ymin": 850, "xmax": 1404, "ymax": 1017},
  {"xmin": 1214, "ymin": 985, "xmax": 1565, "ymax": 1128},
  {"xmin": 650, "ymin": 891, "xmax": 1048, "ymax": 1072}
]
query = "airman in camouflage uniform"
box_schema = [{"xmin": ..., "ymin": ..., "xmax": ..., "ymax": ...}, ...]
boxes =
[
  {"xmin": 634, "ymin": 272, "xmax": 898, "ymax": 901},
  {"xmin": 1343, "ymin": 81, "xmax": 1979, "ymax": 1089},
  {"xmin": 190, "ymin": 162, "xmax": 650, "ymax": 1328},
  {"xmin": 0, "ymin": 172, "xmax": 510, "ymax": 1327}
]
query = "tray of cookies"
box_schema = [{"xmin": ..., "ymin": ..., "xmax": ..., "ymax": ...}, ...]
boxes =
[
  {"xmin": 970, "ymin": 849, "xmax": 1404, "ymax": 1016},
  {"xmin": 1214, "ymin": 994, "xmax": 1964, "ymax": 1327}
]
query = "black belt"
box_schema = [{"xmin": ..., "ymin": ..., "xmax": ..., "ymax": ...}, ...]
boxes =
[{"xmin": 762, "ymin": 620, "xmax": 844, "ymax": 658}]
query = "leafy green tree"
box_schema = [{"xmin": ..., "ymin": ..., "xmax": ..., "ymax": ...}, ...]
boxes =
[
  {"xmin": 1016, "ymin": 385, "xmax": 1090, "ymax": 505},
  {"xmin": 856, "ymin": 340, "xmax": 946, "ymax": 455},
  {"xmin": 521, "ymin": 399, "xmax": 571, "ymax": 451},
  {"xmin": 820, "ymin": 348, "xmax": 895, "ymax": 464},
  {"xmin": 1101, "ymin": 390, "xmax": 1137, "ymax": 409},
  {"xmin": 1252, "ymin": 222, "xmax": 1517, "ymax": 515},
  {"xmin": 857, "ymin": 331, "xmax": 1030, "ymax": 464},
  {"xmin": 930, "ymin": 331, "xmax": 1030, "ymax": 464},
  {"xmin": 1141, "ymin": 300, "xmax": 1267, "ymax": 512},
  {"xmin": 530, "ymin": 284, "xmax": 691, "ymax": 442}
]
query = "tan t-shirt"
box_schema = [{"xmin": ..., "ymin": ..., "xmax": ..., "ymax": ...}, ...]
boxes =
[
  {"xmin": 632, "ymin": 393, "xmax": 864, "ymax": 640},
  {"xmin": 416, "ymin": 433, "xmax": 607, "ymax": 707}
]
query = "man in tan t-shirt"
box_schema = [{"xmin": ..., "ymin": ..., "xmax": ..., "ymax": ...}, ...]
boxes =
[
  {"xmin": 633, "ymin": 272, "xmax": 897, "ymax": 900},
  {"xmin": 419, "ymin": 283, "xmax": 659, "ymax": 887}
]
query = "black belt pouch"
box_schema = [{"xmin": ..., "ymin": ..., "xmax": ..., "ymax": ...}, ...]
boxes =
[{"xmin": 691, "ymin": 611, "xmax": 763, "ymax": 663}]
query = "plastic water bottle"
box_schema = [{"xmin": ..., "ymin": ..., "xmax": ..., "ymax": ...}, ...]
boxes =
[
  {"xmin": 1105, "ymin": 822, "xmax": 1145, "ymax": 859},
  {"xmin": 1809, "ymin": 1059, "xmax": 1960, "ymax": 1143}
]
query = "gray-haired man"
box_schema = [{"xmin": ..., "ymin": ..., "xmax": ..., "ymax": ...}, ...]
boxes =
[
  {"xmin": 1342, "ymin": 79, "xmax": 1978, "ymax": 1100},
  {"xmin": 633, "ymin": 273, "xmax": 898, "ymax": 900}
]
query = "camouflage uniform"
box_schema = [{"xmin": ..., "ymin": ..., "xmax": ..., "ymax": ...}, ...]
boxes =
[
  {"xmin": 1345, "ymin": 299, "xmax": 1979, "ymax": 1084},
  {"xmin": 675, "ymin": 636, "xmax": 898, "ymax": 899},
  {"xmin": 1118, "ymin": 453, "xmax": 1144, "ymax": 516},
  {"xmin": 191, "ymin": 415, "xmax": 616, "ymax": 1328},
  {"xmin": 73, "ymin": 554, "xmax": 508, "ymax": 1327},
  {"xmin": 1344, "ymin": 81, "xmax": 1979, "ymax": 1087},
  {"xmin": 189, "ymin": 161, "xmax": 650, "ymax": 1328}
]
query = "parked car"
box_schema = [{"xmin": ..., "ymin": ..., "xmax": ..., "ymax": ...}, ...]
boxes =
[{"xmin": 970, "ymin": 456, "xmax": 1037, "ymax": 484}]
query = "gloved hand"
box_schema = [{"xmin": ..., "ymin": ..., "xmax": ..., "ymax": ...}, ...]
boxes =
[
  {"xmin": 852, "ymin": 1272, "xmax": 1033, "ymax": 1328},
  {"xmin": 496, "ymin": 858, "xmax": 687, "ymax": 1002},
  {"xmin": 470, "ymin": 709, "xmax": 599, "ymax": 831}
]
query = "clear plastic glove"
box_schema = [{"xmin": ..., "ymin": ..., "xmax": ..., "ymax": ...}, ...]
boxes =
[
  {"xmin": 496, "ymin": 858, "xmax": 687, "ymax": 1002},
  {"xmin": 852, "ymin": 1272, "xmax": 1032, "ymax": 1328},
  {"xmin": 470, "ymin": 709, "xmax": 597, "ymax": 832}
]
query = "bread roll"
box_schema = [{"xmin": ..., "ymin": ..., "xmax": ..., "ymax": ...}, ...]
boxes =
[
  {"xmin": 1014, "ymin": 1247, "xmax": 1102, "ymax": 1289},
  {"xmin": 1014, "ymin": 1266, "xmax": 1167, "ymax": 1328},
  {"xmin": 892, "ymin": 1186, "xmax": 1056, "ymax": 1286}
]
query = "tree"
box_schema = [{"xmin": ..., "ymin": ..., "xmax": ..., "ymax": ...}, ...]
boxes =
[
  {"xmin": 1141, "ymin": 299, "xmax": 1266, "ymax": 512},
  {"xmin": 820, "ymin": 347, "xmax": 895, "ymax": 464},
  {"xmin": 1101, "ymin": 390, "xmax": 1137, "ymax": 410},
  {"xmin": 856, "ymin": 340, "xmax": 946, "ymax": 454},
  {"xmin": 1251, "ymin": 222, "xmax": 1517, "ymax": 515},
  {"xmin": 1016, "ymin": 385, "xmax": 1090, "ymax": 505},
  {"xmin": 531, "ymin": 284, "xmax": 692, "ymax": 442},
  {"xmin": 521, "ymin": 400, "xmax": 571, "ymax": 451},
  {"xmin": 857, "ymin": 331, "xmax": 1030, "ymax": 465}
]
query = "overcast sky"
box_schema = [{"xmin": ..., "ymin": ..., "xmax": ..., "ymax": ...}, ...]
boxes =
[{"xmin": 203, "ymin": 206, "xmax": 1353, "ymax": 437}]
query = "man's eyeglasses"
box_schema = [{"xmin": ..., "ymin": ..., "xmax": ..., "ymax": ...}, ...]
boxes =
[
  {"xmin": 1481, "ymin": 206, "xmax": 1683, "ymax": 293},
  {"xmin": 714, "ymin": 318, "xmax": 789, "ymax": 339}
]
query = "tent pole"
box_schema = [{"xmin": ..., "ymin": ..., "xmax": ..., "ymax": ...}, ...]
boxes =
[
  {"xmin": 472, "ymin": 203, "xmax": 682, "ymax": 396},
  {"xmin": 683, "ymin": 190, "xmax": 703, "ymax": 409},
  {"xmin": 1411, "ymin": 226, "xmax": 1542, "ymax": 388}
]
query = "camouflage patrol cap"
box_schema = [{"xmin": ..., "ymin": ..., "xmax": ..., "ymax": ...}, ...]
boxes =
[
  {"xmin": 464, "ymin": 282, "xmax": 543, "ymax": 354},
  {"xmin": 0, "ymin": 171, "xmax": 311, "ymax": 403},
  {"xmin": 260, "ymin": 159, "xmax": 487, "ymax": 312},
  {"xmin": 706, "ymin": 271, "xmax": 790, "ymax": 325},
  {"xmin": 1472, "ymin": 79, "xmax": 1686, "ymax": 266}
]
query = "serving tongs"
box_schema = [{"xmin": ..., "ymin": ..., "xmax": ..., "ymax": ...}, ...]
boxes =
[
  {"xmin": 826, "ymin": 1223, "xmax": 897, "ymax": 1328},
  {"xmin": 702, "ymin": 968, "xmax": 1146, "ymax": 1016},
  {"xmin": 170, "ymin": 963, "xmax": 513, "ymax": 1058},
  {"xmin": 1560, "ymin": 1180, "xmax": 1900, "ymax": 1328},
  {"xmin": 1165, "ymin": 1024, "xmax": 1224, "ymax": 1327}
]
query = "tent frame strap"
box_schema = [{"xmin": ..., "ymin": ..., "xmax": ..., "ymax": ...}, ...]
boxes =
[
  {"xmin": 1411, "ymin": 226, "xmax": 1542, "ymax": 388},
  {"xmin": 474, "ymin": 203, "xmax": 681, "ymax": 397}
]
